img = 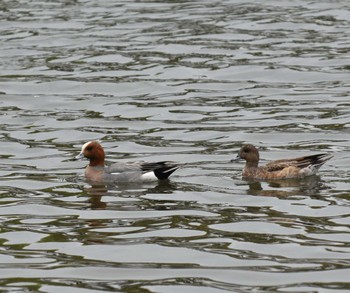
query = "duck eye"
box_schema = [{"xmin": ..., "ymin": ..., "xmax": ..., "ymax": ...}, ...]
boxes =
[{"xmin": 86, "ymin": 146, "xmax": 93, "ymax": 151}]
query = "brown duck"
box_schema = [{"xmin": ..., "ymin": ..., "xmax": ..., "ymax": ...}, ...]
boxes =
[{"xmin": 234, "ymin": 144, "xmax": 332, "ymax": 180}]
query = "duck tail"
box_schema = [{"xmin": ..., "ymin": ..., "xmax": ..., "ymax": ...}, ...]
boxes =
[
  {"xmin": 141, "ymin": 161, "xmax": 181, "ymax": 180},
  {"xmin": 153, "ymin": 162, "xmax": 181, "ymax": 180},
  {"xmin": 298, "ymin": 153, "xmax": 333, "ymax": 176},
  {"xmin": 311, "ymin": 153, "xmax": 333, "ymax": 169}
]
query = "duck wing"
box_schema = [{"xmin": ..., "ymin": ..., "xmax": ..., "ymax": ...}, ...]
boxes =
[{"xmin": 265, "ymin": 154, "xmax": 332, "ymax": 172}]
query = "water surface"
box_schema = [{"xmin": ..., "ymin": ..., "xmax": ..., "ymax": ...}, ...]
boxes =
[{"xmin": 0, "ymin": 0, "xmax": 349, "ymax": 292}]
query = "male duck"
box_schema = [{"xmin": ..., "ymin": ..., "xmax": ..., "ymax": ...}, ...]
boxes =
[
  {"xmin": 234, "ymin": 144, "xmax": 332, "ymax": 180},
  {"xmin": 75, "ymin": 141, "xmax": 180, "ymax": 183}
]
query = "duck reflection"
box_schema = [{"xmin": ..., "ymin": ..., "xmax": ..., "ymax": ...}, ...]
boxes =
[
  {"xmin": 244, "ymin": 175, "xmax": 328, "ymax": 197},
  {"xmin": 84, "ymin": 184, "xmax": 108, "ymax": 209},
  {"xmin": 84, "ymin": 180, "xmax": 178, "ymax": 210}
]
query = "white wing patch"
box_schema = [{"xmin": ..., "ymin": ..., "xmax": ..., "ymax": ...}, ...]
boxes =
[{"xmin": 141, "ymin": 171, "xmax": 158, "ymax": 181}]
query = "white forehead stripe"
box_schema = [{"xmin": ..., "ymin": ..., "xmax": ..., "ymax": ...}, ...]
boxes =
[{"xmin": 81, "ymin": 141, "xmax": 92, "ymax": 152}]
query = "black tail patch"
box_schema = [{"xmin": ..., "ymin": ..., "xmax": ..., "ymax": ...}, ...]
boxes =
[{"xmin": 141, "ymin": 161, "xmax": 181, "ymax": 180}]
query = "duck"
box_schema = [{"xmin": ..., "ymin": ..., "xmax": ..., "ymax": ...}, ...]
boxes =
[
  {"xmin": 75, "ymin": 141, "xmax": 180, "ymax": 183},
  {"xmin": 233, "ymin": 144, "xmax": 332, "ymax": 180}
]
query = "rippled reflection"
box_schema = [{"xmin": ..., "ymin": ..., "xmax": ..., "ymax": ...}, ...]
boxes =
[{"xmin": 243, "ymin": 176, "xmax": 330, "ymax": 197}]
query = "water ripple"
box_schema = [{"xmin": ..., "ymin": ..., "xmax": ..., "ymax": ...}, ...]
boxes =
[{"xmin": 0, "ymin": 0, "xmax": 349, "ymax": 292}]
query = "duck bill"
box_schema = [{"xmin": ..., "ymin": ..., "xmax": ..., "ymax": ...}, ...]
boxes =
[
  {"xmin": 230, "ymin": 154, "xmax": 242, "ymax": 163},
  {"xmin": 75, "ymin": 152, "xmax": 85, "ymax": 160}
]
